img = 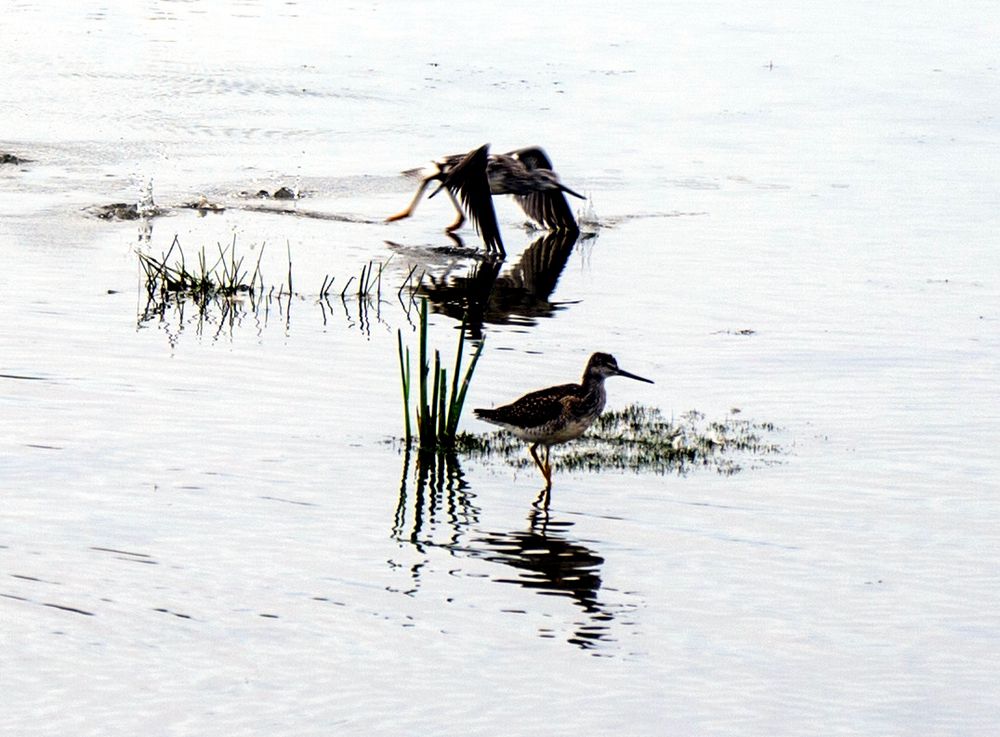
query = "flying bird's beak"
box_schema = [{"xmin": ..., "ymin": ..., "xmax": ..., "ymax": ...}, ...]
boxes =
[
  {"xmin": 559, "ymin": 183, "xmax": 586, "ymax": 200},
  {"xmin": 615, "ymin": 367, "xmax": 654, "ymax": 384},
  {"xmin": 427, "ymin": 181, "xmax": 446, "ymax": 199}
]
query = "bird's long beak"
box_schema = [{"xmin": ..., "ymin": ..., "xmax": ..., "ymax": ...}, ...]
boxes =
[
  {"xmin": 427, "ymin": 181, "xmax": 446, "ymax": 199},
  {"xmin": 559, "ymin": 183, "xmax": 586, "ymax": 200},
  {"xmin": 616, "ymin": 367, "xmax": 654, "ymax": 384}
]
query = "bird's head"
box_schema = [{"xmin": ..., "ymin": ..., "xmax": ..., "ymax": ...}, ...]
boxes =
[
  {"xmin": 584, "ymin": 353, "xmax": 654, "ymax": 384},
  {"xmin": 531, "ymin": 169, "xmax": 585, "ymax": 199}
]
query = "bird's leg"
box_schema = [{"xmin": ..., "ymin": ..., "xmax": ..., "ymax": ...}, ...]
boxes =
[
  {"xmin": 531, "ymin": 448, "xmax": 552, "ymax": 510},
  {"xmin": 444, "ymin": 188, "xmax": 466, "ymax": 233},
  {"xmin": 531, "ymin": 444, "xmax": 553, "ymax": 488},
  {"xmin": 444, "ymin": 231, "xmax": 465, "ymax": 249},
  {"xmin": 386, "ymin": 176, "xmax": 434, "ymax": 223},
  {"xmin": 529, "ymin": 443, "xmax": 545, "ymax": 475}
]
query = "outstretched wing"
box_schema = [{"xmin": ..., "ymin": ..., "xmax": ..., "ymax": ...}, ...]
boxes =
[
  {"xmin": 507, "ymin": 146, "xmax": 580, "ymax": 232},
  {"xmin": 513, "ymin": 188, "xmax": 578, "ymax": 232},
  {"xmin": 443, "ymin": 144, "xmax": 504, "ymax": 252}
]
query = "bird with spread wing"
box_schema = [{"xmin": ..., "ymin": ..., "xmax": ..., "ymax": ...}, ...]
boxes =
[{"xmin": 387, "ymin": 144, "xmax": 584, "ymax": 255}]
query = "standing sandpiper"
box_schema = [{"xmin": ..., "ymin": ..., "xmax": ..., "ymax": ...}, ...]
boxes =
[{"xmin": 474, "ymin": 353, "xmax": 654, "ymax": 492}]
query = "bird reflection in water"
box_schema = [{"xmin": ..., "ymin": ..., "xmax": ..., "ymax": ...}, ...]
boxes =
[
  {"xmin": 418, "ymin": 229, "xmax": 581, "ymax": 340},
  {"xmin": 468, "ymin": 506, "xmax": 620, "ymax": 652},
  {"xmin": 392, "ymin": 450, "xmax": 627, "ymax": 652}
]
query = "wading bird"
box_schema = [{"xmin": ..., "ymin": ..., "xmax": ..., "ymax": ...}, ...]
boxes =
[
  {"xmin": 474, "ymin": 353, "xmax": 653, "ymax": 495},
  {"xmin": 386, "ymin": 144, "xmax": 585, "ymax": 255}
]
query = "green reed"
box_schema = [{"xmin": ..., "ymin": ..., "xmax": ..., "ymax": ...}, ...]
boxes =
[{"xmin": 397, "ymin": 297, "xmax": 483, "ymax": 450}]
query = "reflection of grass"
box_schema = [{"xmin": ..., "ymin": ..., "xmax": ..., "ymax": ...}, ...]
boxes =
[
  {"xmin": 456, "ymin": 404, "xmax": 782, "ymax": 476},
  {"xmin": 392, "ymin": 447, "xmax": 475, "ymax": 544},
  {"xmin": 397, "ymin": 297, "xmax": 483, "ymax": 450}
]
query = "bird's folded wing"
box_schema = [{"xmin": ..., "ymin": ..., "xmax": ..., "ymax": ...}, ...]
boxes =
[{"xmin": 490, "ymin": 383, "xmax": 580, "ymax": 428}]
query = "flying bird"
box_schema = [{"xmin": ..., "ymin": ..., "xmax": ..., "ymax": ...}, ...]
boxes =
[{"xmin": 387, "ymin": 144, "xmax": 585, "ymax": 254}]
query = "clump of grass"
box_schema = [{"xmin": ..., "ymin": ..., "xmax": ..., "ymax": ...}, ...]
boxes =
[
  {"xmin": 397, "ymin": 297, "xmax": 483, "ymax": 450},
  {"xmin": 455, "ymin": 404, "xmax": 782, "ymax": 476},
  {"xmin": 138, "ymin": 235, "xmax": 265, "ymax": 306},
  {"xmin": 138, "ymin": 241, "xmax": 426, "ymax": 339}
]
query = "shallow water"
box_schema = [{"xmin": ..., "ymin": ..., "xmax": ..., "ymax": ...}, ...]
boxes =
[{"xmin": 3, "ymin": 2, "xmax": 1000, "ymax": 735}]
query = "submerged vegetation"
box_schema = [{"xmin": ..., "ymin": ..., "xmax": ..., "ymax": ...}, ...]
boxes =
[
  {"xmin": 455, "ymin": 404, "xmax": 782, "ymax": 476},
  {"xmin": 397, "ymin": 297, "xmax": 483, "ymax": 451}
]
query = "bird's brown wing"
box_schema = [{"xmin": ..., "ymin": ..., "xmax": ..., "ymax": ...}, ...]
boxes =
[
  {"xmin": 507, "ymin": 146, "xmax": 579, "ymax": 231},
  {"xmin": 477, "ymin": 382, "xmax": 581, "ymax": 429},
  {"xmin": 442, "ymin": 144, "xmax": 503, "ymax": 252}
]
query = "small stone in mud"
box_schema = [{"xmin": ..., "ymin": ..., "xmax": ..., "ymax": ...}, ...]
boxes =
[
  {"xmin": 94, "ymin": 202, "xmax": 140, "ymax": 220},
  {"xmin": 90, "ymin": 202, "xmax": 166, "ymax": 220},
  {"xmin": 181, "ymin": 196, "xmax": 225, "ymax": 213},
  {"xmin": 0, "ymin": 152, "xmax": 31, "ymax": 166},
  {"xmin": 239, "ymin": 187, "xmax": 299, "ymax": 200}
]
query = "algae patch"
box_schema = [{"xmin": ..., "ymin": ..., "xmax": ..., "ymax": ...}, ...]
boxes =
[{"xmin": 456, "ymin": 404, "xmax": 783, "ymax": 476}]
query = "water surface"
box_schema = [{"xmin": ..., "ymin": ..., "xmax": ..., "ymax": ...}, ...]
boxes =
[{"xmin": 3, "ymin": 2, "xmax": 999, "ymax": 735}]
